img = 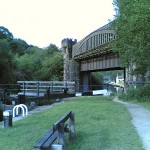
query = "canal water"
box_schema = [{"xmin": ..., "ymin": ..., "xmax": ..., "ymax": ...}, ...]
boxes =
[
  {"xmin": 91, "ymin": 84, "xmax": 123, "ymax": 96},
  {"xmin": 103, "ymin": 84, "xmax": 124, "ymax": 95},
  {"xmin": 77, "ymin": 84, "xmax": 124, "ymax": 96}
]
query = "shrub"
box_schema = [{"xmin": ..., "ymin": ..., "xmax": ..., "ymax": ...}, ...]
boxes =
[
  {"xmin": 120, "ymin": 85, "xmax": 150, "ymax": 102},
  {"xmin": 37, "ymin": 99, "xmax": 54, "ymax": 106}
]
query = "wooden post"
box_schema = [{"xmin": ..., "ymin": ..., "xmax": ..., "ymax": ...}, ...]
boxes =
[
  {"xmin": 37, "ymin": 82, "xmax": 39, "ymax": 96},
  {"xmin": 69, "ymin": 112, "xmax": 75, "ymax": 141},
  {"xmin": 65, "ymin": 82, "xmax": 67, "ymax": 89},
  {"xmin": 57, "ymin": 123, "xmax": 65, "ymax": 150},
  {"xmin": 26, "ymin": 82, "xmax": 28, "ymax": 94},
  {"xmin": 51, "ymin": 82, "xmax": 53, "ymax": 93},
  {"xmin": 23, "ymin": 82, "xmax": 25, "ymax": 95}
]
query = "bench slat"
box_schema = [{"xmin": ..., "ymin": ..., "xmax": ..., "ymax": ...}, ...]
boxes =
[
  {"xmin": 41, "ymin": 130, "xmax": 58, "ymax": 149},
  {"xmin": 34, "ymin": 127, "xmax": 53, "ymax": 148},
  {"xmin": 53, "ymin": 111, "xmax": 71, "ymax": 130},
  {"xmin": 34, "ymin": 111, "xmax": 74, "ymax": 150}
]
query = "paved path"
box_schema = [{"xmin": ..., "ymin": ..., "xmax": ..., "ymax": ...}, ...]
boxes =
[{"xmin": 113, "ymin": 97, "xmax": 150, "ymax": 150}]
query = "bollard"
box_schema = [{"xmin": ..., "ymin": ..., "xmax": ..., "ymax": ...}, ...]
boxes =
[{"xmin": 3, "ymin": 110, "xmax": 12, "ymax": 128}]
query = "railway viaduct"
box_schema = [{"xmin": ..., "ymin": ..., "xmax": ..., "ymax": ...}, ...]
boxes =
[{"xmin": 61, "ymin": 23, "xmax": 149, "ymax": 92}]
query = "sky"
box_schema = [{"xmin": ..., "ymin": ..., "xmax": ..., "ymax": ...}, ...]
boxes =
[{"xmin": 0, "ymin": 0, "xmax": 115, "ymax": 48}]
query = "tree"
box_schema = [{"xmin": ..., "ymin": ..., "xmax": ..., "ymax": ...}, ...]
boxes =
[
  {"xmin": 0, "ymin": 26, "xmax": 63, "ymax": 82},
  {"xmin": 17, "ymin": 46, "xmax": 63, "ymax": 81},
  {"xmin": 112, "ymin": 0, "xmax": 150, "ymax": 76},
  {"xmin": 0, "ymin": 39, "xmax": 16, "ymax": 83},
  {"xmin": 44, "ymin": 44, "xmax": 59, "ymax": 56},
  {"xmin": 35, "ymin": 44, "xmax": 63, "ymax": 81},
  {"xmin": 17, "ymin": 47, "xmax": 43, "ymax": 80},
  {"xmin": 38, "ymin": 52, "xmax": 63, "ymax": 81},
  {"xmin": 10, "ymin": 38, "xmax": 30, "ymax": 55},
  {"xmin": 0, "ymin": 26, "xmax": 13, "ymax": 40}
]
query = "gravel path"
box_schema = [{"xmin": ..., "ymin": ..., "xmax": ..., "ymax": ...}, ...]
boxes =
[{"xmin": 113, "ymin": 97, "xmax": 150, "ymax": 150}]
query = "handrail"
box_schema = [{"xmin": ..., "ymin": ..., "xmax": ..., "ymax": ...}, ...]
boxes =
[{"xmin": 17, "ymin": 81, "xmax": 76, "ymax": 96}]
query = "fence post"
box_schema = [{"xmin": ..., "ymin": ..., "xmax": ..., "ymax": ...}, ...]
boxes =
[
  {"xmin": 69, "ymin": 112, "xmax": 75, "ymax": 141},
  {"xmin": 51, "ymin": 82, "xmax": 53, "ymax": 93},
  {"xmin": 37, "ymin": 82, "xmax": 39, "ymax": 96},
  {"xmin": 65, "ymin": 82, "xmax": 67, "ymax": 89},
  {"xmin": 57, "ymin": 123, "xmax": 65, "ymax": 150},
  {"xmin": 23, "ymin": 82, "xmax": 25, "ymax": 95},
  {"xmin": 26, "ymin": 82, "xmax": 28, "ymax": 93}
]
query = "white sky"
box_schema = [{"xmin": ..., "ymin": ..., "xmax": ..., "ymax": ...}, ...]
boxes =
[{"xmin": 0, "ymin": 0, "xmax": 115, "ymax": 48}]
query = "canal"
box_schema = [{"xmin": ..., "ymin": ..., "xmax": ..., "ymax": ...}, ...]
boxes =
[{"xmin": 103, "ymin": 84, "xmax": 124, "ymax": 95}]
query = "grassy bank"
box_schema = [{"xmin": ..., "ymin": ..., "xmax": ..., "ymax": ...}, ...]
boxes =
[{"xmin": 0, "ymin": 96, "xmax": 143, "ymax": 150}]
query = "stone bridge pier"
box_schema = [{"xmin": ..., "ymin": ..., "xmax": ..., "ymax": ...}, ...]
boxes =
[{"xmin": 61, "ymin": 38, "xmax": 80, "ymax": 91}]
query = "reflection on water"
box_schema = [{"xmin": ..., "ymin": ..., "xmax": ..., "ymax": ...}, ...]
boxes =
[{"xmin": 79, "ymin": 84, "xmax": 124, "ymax": 95}]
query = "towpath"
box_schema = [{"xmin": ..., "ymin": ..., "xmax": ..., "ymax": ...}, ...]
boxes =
[{"xmin": 113, "ymin": 97, "xmax": 150, "ymax": 150}]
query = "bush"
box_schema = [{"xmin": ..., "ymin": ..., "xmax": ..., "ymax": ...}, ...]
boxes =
[
  {"xmin": 120, "ymin": 85, "xmax": 150, "ymax": 102},
  {"xmin": 37, "ymin": 99, "xmax": 54, "ymax": 106}
]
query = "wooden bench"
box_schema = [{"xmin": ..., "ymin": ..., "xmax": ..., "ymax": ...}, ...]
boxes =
[{"xmin": 34, "ymin": 111, "xmax": 75, "ymax": 150}]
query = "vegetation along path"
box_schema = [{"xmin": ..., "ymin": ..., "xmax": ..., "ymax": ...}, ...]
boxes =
[{"xmin": 113, "ymin": 97, "xmax": 150, "ymax": 150}]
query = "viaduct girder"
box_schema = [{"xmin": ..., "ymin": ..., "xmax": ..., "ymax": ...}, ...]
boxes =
[
  {"xmin": 72, "ymin": 23, "xmax": 116, "ymax": 60},
  {"xmin": 70, "ymin": 23, "xmax": 122, "ymax": 71},
  {"xmin": 80, "ymin": 53, "xmax": 121, "ymax": 72}
]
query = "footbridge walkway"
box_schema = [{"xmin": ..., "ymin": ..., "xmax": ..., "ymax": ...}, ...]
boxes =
[{"xmin": 17, "ymin": 81, "xmax": 75, "ymax": 97}]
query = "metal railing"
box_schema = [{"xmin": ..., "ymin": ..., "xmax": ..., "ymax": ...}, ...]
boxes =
[{"xmin": 0, "ymin": 84, "xmax": 20, "ymax": 102}]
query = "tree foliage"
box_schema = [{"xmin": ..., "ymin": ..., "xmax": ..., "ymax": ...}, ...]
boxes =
[
  {"xmin": 0, "ymin": 26, "xmax": 13, "ymax": 40},
  {"xmin": 39, "ymin": 52, "xmax": 63, "ymax": 81},
  {"xmin": 112, "ymin": 0, "xmax": 150, "ymax": 75},
  {"xmin": 0, "ymin": 39, "xmax": 15, "ymax": 83},
  {"xmin": 17, "ymin": 44, "xmax": 63, "ymax": 81},
  {"xmin": 0, "ymin": 26, "xmax": 63, "ymax": 83},
  {"xmin": 10, "ymin": 38, "xmax": 31, "ymax": 55},
  {"xmin": 45, "ymin": 44, "xmax": 59, "ymax": 55}
]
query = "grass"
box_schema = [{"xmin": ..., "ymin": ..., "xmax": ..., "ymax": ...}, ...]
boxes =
[
  {"xmin": 118, "ymin": 92, "xmax": 150, "ymax": 111},
  {"xmin": 139, "ymin": 102, "xmax": 150, "ymax": 110},
  {"xmin": 128, "ymin": 100, "xmax": 150, "ymax": 111},
  {"xmin": 0, "ymin": 96, "xmax": 143, "ymax": 150}
]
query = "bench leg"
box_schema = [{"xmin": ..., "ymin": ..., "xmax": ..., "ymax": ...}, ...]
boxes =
[
  {"xmin": 69, "ymin": 112, "xmax": 75, "ymax": 141},
  {"xmin": 57, "ymin": 123, "xmax": 65, "ymax": 150}
]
